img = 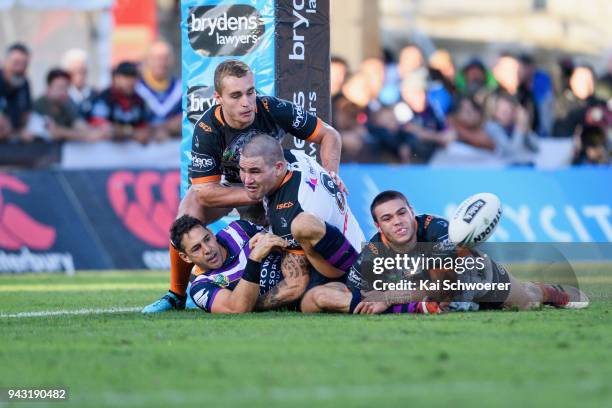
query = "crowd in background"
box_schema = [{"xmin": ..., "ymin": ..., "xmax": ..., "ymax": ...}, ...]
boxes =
[
  {"xmin": 0, "ymin": 40, "xmax": 611, "ymax": 167},
  {"xmin": 0, "ymin": 41, "xmax": 181, "ymax": 150},
  {"xmin": 331, "ymin": 46, "xmax": 612, "ymax": 165}
]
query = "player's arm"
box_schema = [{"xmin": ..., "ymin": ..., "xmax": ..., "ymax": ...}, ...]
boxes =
[
  {"xmin": 192, "ymin": 182, "xmax": 258, "ymax": 208},
  {"xmin": 189, "ymin": 119, "xmax": 259, "ymax": 208},
  {"xmin": 264, "ymin": 96, "xmax": 342, "ymax": 173},
  {"xmin": 255, "ymin": 252, "xmax": 310, "ymax": 311},
  {"xmin": 307, "ymin": 120, "xmax": 341, "ymax": 174}
]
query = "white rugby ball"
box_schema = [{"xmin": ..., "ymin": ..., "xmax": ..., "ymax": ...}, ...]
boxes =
[{"xmin": 449, "ymin": 193, "xmax": 502, "ymax": 247}]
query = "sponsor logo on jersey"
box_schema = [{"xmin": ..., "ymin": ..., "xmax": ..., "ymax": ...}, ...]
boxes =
[
  {"xmin": 188, "ymin": 5, "xmax": 265, "ymax": 57},
  {"xmin": 305, "ymin": 177, "xmax": 317, "ymax": 191},
  {"xmin": 198, "ymin": 121, "xmax": 213, "ymax": 133},
  {"xmin": 276, "ymin": 201, "xmax": 294, "ymax": 210},
  {"xmin": 214, "ymin": 274, "xmax": 230, "ymax": 287},
  {"xmin": 292, "ymin": 104, "xmax": 307, "ymax": 130},
  {"xmin": 191, "ymin": 152, "xmax": 216, "ymax": 173},
  {"xmin": 462, "ymin": 199, "xmax": 486, "ymax": 223}
]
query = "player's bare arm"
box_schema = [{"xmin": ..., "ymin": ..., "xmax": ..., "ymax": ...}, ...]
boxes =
[{"xmin": 256, "ymin": 252, "xmax": 309, "ymax": 311}]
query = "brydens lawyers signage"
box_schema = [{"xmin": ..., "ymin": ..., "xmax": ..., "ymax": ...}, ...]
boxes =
[{"xmin": 180, "ymin": 0, "xmax": 331, "ymax": 197}]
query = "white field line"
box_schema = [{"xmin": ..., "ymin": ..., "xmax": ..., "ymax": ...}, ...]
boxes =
[
  {"xmin": 0, "ymin": 283, "xmax": 167, "ymax": 292},
  {"xmin": 0, "ymin": 307, "xmax": 141, "ymax": 318}
]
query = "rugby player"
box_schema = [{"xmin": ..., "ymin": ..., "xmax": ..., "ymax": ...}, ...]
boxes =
[
  {"xmin": 346, "ymin": 191, "xmax": 589, "ymax": 313},
  {"xmin": 143, "ymin": 60, "xmax": 343, "ymax": 313},
  {"xmin": 170, "ymin": 215, "xmax": 309, "ymax": 313},
  {"xmin": 238, "ymin": 134, "xmax": 365, "ymax": 304}
]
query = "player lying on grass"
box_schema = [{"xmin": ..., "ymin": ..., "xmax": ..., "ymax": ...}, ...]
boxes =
[
  {"xmin": 301, "ymin": 190, "xmax": 589, "ymax": 314},
  {"xmin": 144, "ymin": 59, "xmax": 344, "ymax": 313},
  {"xmin": 238, "ymin": 134, "xmax": 366, "ymax": 295},
  {"xmin": 167, "ymin": 215, "xmax": 310, "ymax": 313}
]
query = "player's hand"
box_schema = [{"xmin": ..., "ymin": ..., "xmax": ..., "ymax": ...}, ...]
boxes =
[
  {"xmin": 249, "ymin": 232, "xmax": 288, "ymax": 262},
  {"xmin": 353, "ymin": 301, "xmax": 388, "ymax": 315},
  {"xmin": 329, "ymin": 171, "xmax": 349, "ymax": 195}
]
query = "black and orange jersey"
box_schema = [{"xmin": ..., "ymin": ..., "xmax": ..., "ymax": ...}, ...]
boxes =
[
  {"xmin": 346, "ymin": 214, "xmax": 451, "ymax": 290},
  {"xmin": 189, "ymin": 95, "xmax": 323, "ymax": 185}
]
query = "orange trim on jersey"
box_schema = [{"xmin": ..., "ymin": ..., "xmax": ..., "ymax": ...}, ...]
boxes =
[
  {"xmin": 191, "ymin": 175, "xmax": 222, "ymax": 184},
  {"xmin": 214, "ymin": 106, "xmax": 225, "ymax": 126},
  {"xmin": 305, "ymin": 118, "xmax": 323, "ymax": 142},
  {"xmin": 192, "ymin": 265, "xmax": 204, "ymax": 276},
  {"xmin": 286, "ymin": 249, "xmax": 305, "ymax": 255},
  {"xmin": 280, "ymin": 171, "xmax": 293, "ymax": 187}
]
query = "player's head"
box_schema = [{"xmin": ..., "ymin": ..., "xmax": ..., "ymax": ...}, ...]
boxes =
[
  {"xmin": 239, "ymin": 134, "xmax": 286, "ymax": 200},
  {"xmin": 170, "ymin": 215, "xmax": 226, "ymax": 270},
  {"xmin": 213, "ymin": 59, "xmax": 256, "ymax": 129},
  {"xmin": 370, "ymin": 190, "xmax": 417, "ymax": 247}
]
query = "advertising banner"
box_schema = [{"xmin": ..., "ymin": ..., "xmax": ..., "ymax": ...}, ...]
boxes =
[{"xmin": 180, "ymin": 0, "xmax": 276, "ymax": 197}]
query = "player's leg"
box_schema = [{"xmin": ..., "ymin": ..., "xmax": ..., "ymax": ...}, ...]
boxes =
[
  {"xmin": 300, "ymin": 282, "xmax": 354, "ymax": 313},
  {"xmin": 504, "ymin": 276, "xmax": 589, "ymax": 310},
  {"xmin": 291, "ymin": 212, "xmax": 359, "ymax": 279}
]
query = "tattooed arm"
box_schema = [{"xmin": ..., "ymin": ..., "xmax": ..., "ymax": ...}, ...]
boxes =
[{"xmin": 256, "ymin": 253, "xmax": 310, "ymax": 311}]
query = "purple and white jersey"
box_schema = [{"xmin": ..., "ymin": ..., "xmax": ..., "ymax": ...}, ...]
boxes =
[{"xmin": 189, "ymin": 220, "xmax": 283, "ymax": 312}]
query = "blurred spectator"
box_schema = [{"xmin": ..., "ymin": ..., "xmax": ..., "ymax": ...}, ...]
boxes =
[
  {"xmin": 484, "ymin": 93, "xmax": 538, "ymax": 161},
  {"xmin": 330, "ymin": 55, "xmax": 349, "ymax": 127},
  {"xmin": 446, "ymin": 96, "xmax": 495, "ymax": 151},
  {"xmin": 395, "ymin": 76, "xmax": 454, "ymax": 162},
  {"xmin": 61, "ymin": 48, "xmax": 98, "ymax": 121},
  {"xmin": 30, "ymin": 68, "xmax": 95, "ymax": 142},
  {"xmin": 135, "ymin": 41, "xmax": 181, "ymax": 141},
  {"xmin": 572, "ymin": 125, "xmax": 609, "ymax": 165},
  {"xmin": 553, "ymin": 65, "xmax": 604, "ymax": 137},
  {"xmin": 341, "ymin": 72, "xmax": 371, "ymax": 109},
  {"xmin": 456, "ymin": 58, "xmax": 496, "ymax": 104},
  {"xmin": 90, "ymin": 61, "xmax": 149, "ymax": 144},
  {"xmin": 428, "ymin": 49, "xmax": 457, "ymax": 115},
  {"xmin": 360, "ymin": 57, "xmax": 385, "ymax": 110},
  {"xmin": 519, "ymin": 54, "xmax": 554, "ymax": 136},
  {"xmin": 0, "ymin": 43, "xmax": 33, "ymax": 142},
  {"xmin": 333, "ymin": 96, "xmax": 373, "ymax": 162},
  {"xmin": 491, "ymin": 53, "xmax": 539, "ymax": 134}
]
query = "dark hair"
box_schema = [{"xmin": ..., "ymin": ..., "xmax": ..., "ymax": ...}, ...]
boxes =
[
  {"xmin": 449, "ymin": 95, "xmax": 482, "ymax": 116},
  {"xmin": 214, "ymin": 59, "xmax": 251, "ymax": 94},
  {"xmin": 370, "ymin": 190, "xmax": 410, "ymax": 222},
  {"xmin": 170, "ymin": 215, "xmax": 205, "ymax": 252},
  {"xmin": 113, "ymin": 61, "xmax": 139, "ymax": 77},
  {"xmin": 6, "ymin": 42, "xmax": 30, "ymax": 56},
  {"xmin": 331, "ymin": 55, "xmax": 348, "ymax": 67},
  {"xmin": 46, "ymin": 68, "xmax": 70, "ymax": 86}
]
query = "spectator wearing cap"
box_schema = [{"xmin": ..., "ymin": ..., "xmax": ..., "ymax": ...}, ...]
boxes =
[
  {"xmin": 90, "ymin": 61, "xmax": 150, "ymax": 144},
  {"xmin": 0, "ymin": 43, "xmax": 33, "ymax": 142},
  {"xmin": 456, "ymin": 58, "xmax": 496, "ymax": 104},
  {"xmin": 135, "ymin": 41, "xmax": 181, "ymax": 141},
  {"xmin": 30, "ymin": 68, "xmax": 96, "ymax": 142},
  {"xmin": 61, "ymin": 48, "xmax": 98, "ymax": 121}
]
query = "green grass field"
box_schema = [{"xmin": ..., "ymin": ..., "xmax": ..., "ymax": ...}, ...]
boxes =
[{"xmin": 1, "ymin": 266, "xmax": 611, "ymax": 408}]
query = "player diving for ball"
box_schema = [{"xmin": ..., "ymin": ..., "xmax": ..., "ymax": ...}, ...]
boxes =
[
  {"xmin": 143, "ymin": 59, "xmax": 345, "ymax": 313},
  {"xmin": 302, "ymin": 190, "xmax": 590, "ymax": 314},
  {"xmin": 170, "ymin": 215, "xmax": 311, "ymax": 313}
]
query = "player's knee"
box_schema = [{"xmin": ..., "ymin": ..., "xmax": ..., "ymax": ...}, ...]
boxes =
[{"xmin": 291, "ymin": 213, "xmax": 325, "ymax": 241}]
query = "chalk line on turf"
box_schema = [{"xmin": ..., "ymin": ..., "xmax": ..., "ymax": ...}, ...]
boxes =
[{"xmin": 0, "ymin": 307, "xmax": 141, "ymax": 318}]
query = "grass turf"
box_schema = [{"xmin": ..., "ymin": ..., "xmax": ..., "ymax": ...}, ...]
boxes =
[{"xmin": 0, "ymin": 267, "xmax": 611, "ymax": 408}]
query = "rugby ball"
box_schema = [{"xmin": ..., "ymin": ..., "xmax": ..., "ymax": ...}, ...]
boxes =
[{"xmin": 449, "ymin": 193, "xmax": 502, "ymax": 247}]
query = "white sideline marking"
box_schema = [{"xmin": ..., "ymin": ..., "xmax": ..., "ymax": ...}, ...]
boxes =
[{"xmin": 0, "ymin": 307, "xmax": 141, "ymax": 318}]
